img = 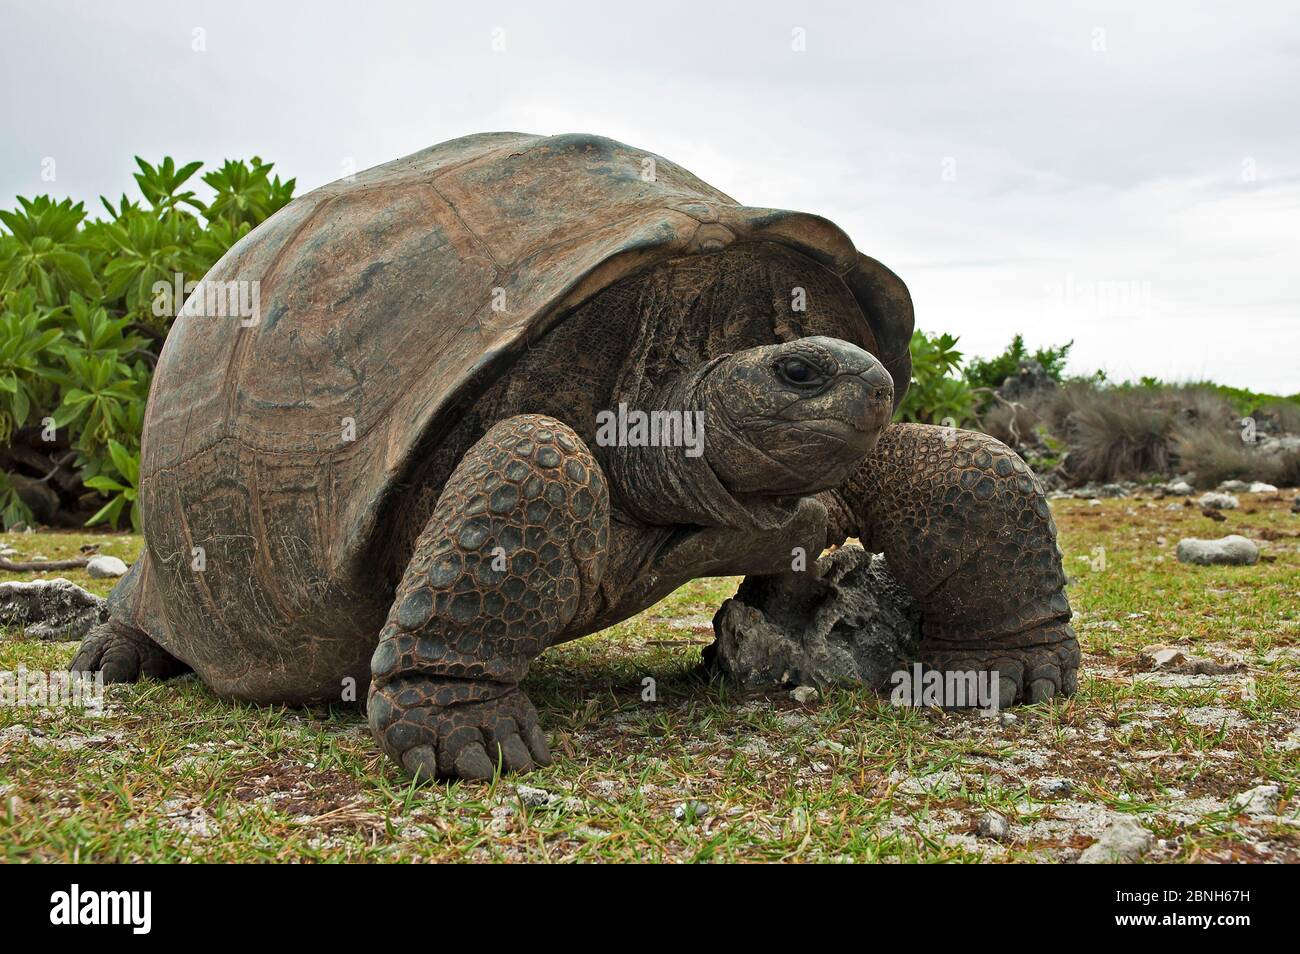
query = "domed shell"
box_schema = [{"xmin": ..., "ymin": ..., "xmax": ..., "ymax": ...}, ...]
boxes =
[{"xmin": 142, "ymin": 132, "xmax": 914, "ymax": 587}]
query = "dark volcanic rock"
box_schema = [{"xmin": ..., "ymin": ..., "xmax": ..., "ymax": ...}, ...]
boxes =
[
  {"xmin": 705, "ymin": 545, "xmax": 922, "ymax": 690},
  {"xmin": 998, "ymin": 359, "xmax": 1058, "ymax": 402}
]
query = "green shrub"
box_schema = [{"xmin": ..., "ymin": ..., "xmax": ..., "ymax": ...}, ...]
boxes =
[
  {"xmin": 896, "ymin": 330, "xmax": 976, "ymax": 426},
  {"xmin": 963, "ymin": 334, "xmax": 1072, "ymax": 393},
  {"xmin": 84, "ymin": 438, "xmax": 141, "ymax": 532},
  {"xmin": 1199, "ymin": 381, "xmax": 1300, "ymax": 418},
  {"xmin": 0, "ymin": 156, "xmax": 295, "ymax": 528},
  {"xmin": 0, "ymin": 197, "xmax": 100, "ymax": 304},
  {"xmin": 0, "ymin": 289, "xmax": 64, "ymax": 445}
]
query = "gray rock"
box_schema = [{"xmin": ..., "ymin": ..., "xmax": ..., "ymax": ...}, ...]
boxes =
[
  {"xmin": 1176, "ymin": 535, "xmax": 1259, "ymax": 566},
  {"xmin": 977, "ymin": 811, "xmax": 1011, "ymax": 841},
  {"xmin": 85, "ymin": 555, "xmax": 129, "ymax": 579},
  {"xmin": 0, "ymin": 577, "xmax": 108, "ymax": 640},
  {"xmin": 1099, "ymin": 483, "xmax": 1129, "ymax": 498},
  {"xmin": 1248, "ymin": 482, "xmax": 1278, "ymax": 494},
  {"xmin": 1228, "ymin": 784, "xmax": 1280, "ymax": 817},
  {"xmin": 705, "ymin": 545, "xmax": 921, "ymax": 690},
  {"xmin": 1078, "ymin": 816, "xmax": 1154, "ymax": 863},
  {"xmin": 514, "ymin": 784, "xmax": 554, "ymax": 808},
  {"xmin": 1258, "ymin": 435, "xmax": 1300, "ymax": 456},
  {"xmin": 1263, "ymin": 439, "xmax": 1300, "ymax": 457},
  {"xmin": 1139, "ymin": 644, "xmax": 1244, "ymax": 674},
  {"xmin": 1036, "ymin": 777, "xmax": 1074, "ymax": 797},
  {"xmin": 1164, "ymin": 480, "xmax": 1193, "ymax": 496},
  {"xmin": 1142, "ymin": 646, "xmax": 1187, "ymax": 669},
  {"xmin": 1197, "ymin": 492, "xmax": 1239, "ymax": 510},
  {"xmin": 997, "ymin": 359, "xmax": 1057, "ymax": 402},
  {"xmin": 513, "ymin": 785, "xmax": 582, "ymax": 811},
  {"xmin": 1217, "ymin": 480, "xmax": 1250, "ymax": 493},
  {"xmin": 790, "ymin": 685, "xmax": 820, "ymax": 705},
  {"xmin": 1034, "ymin": 470, "xmax": 1063, "ymax": 493}
]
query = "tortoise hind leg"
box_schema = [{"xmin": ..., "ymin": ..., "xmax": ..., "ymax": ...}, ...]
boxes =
[
  {"xmin": 70, "ymin": 619, "xmax": 190, "ymax": 683},
  {"xmin": 70, "ymin": 557, "xmax": 190, "ymax": 682},
  {"xmin": 367, "ymin": 414, "xmax": 610, "ymax": 781},
  {"xmin": 831, "ymin": 423, "xmax": 1079, "ymax": 707}
]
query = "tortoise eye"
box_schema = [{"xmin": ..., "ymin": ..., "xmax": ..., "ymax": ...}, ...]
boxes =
[{"xmin": 776, "ymin": 357, "xmax": 823, "ymax": 387}]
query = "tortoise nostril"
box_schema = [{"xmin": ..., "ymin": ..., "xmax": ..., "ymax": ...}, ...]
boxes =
[{"xmin": 870, "ymin": 369, "xmax": 893, "ymax": 389}]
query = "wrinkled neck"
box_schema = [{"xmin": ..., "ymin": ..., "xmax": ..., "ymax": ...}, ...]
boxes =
[{"xmin": 603, "ymin": 360, "xmax": 802, "ymax": 532}]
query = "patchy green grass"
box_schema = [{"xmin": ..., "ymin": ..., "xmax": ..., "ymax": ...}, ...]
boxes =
[{"xmin": 2, "ymin": 491, "xmax": 1298, "ymax": 863}]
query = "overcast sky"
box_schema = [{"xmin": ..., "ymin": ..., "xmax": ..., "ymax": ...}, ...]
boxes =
[{"xmin": 3, "ymin": 0, "xmax": 1297, "ymax": 392}]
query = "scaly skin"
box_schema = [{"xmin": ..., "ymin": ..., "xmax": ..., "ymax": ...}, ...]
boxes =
[
  {"xmin": 829, "ymin": 422, "xmax": 1079, "ymax": 706},
  {"xmin": 366, "ymin": 414, "xmax": 610, "ymax": 781},
  {"xmin": 69, "ymin": 618, "xmax": 189, "ymax": 683}
]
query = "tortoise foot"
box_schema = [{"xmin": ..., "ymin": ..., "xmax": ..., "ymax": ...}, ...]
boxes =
[
  {"xmin": 369, "ymin": 678, "xmax": 550, "ymax": 781},
  {"xmin": 68, "ymin": 618, "xmax": 190, "ymax": 683},
  {"xmin": 920, "ymin": 623, "xmax": 1080, "ymax": 708}
]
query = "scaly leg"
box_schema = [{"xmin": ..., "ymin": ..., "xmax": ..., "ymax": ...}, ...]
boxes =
[
  {"xmin": 367, "ymin": 414, "xmax": 610, "ymax": 780},
  {"xmin": 830, "ymin": 423, "xmax": 1079, "ymax": 706}
]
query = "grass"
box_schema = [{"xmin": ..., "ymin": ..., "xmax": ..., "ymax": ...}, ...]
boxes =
[{"xmin": 1, "ymin": 491, "xmax": 1298, "ymax": 863}]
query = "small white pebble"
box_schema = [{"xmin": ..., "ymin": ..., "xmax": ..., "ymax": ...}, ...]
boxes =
[{"xmin": 674, "ymin": 800, "xmax": 712, "ymax": 822}]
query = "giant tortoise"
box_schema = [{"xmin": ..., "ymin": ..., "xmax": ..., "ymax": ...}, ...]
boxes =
[{"xmin": 72, "ymin": 133, "xmax": 1079, "ymax": 780}]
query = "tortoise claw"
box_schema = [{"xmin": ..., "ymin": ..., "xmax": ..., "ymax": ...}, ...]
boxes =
[
  {"xmin": 402, "ymin": 744, "xmax": 440, "ymax": 781},
  {"xmin": 502, "ymin": 737, "xmax": 534, "ymax": 772},
  {"xmin": 921, "ymin": 626, "xmax": 1080, "ymax": 709},
  {"xmin": 1028, "ymin": 678, "xmax": 1057, "ymax": 703},
  {"xmin": 523, "ymin": 723, "xmax": 553, "ymax": 766},
  {"xmin": 370, "ymin": 682, "xmax": 549, "ymax": 782},
  {"xmin": 452, "ymin": 743, "xmax": 497, "ymax": 781}
]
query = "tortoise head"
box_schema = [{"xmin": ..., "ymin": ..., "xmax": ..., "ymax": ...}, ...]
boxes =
[{"xmin": 700, "ymin": 336, "xmax": 894, "ymax": 495}]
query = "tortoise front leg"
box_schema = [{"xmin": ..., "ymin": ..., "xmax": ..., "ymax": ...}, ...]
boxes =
[
  {"xmin": 829, "ymin": 423, "xmax": 1079, "ymax": 706},
  {"xmin": 367, "ymin": 414, "xmax": 610, "ymax": 781}
]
